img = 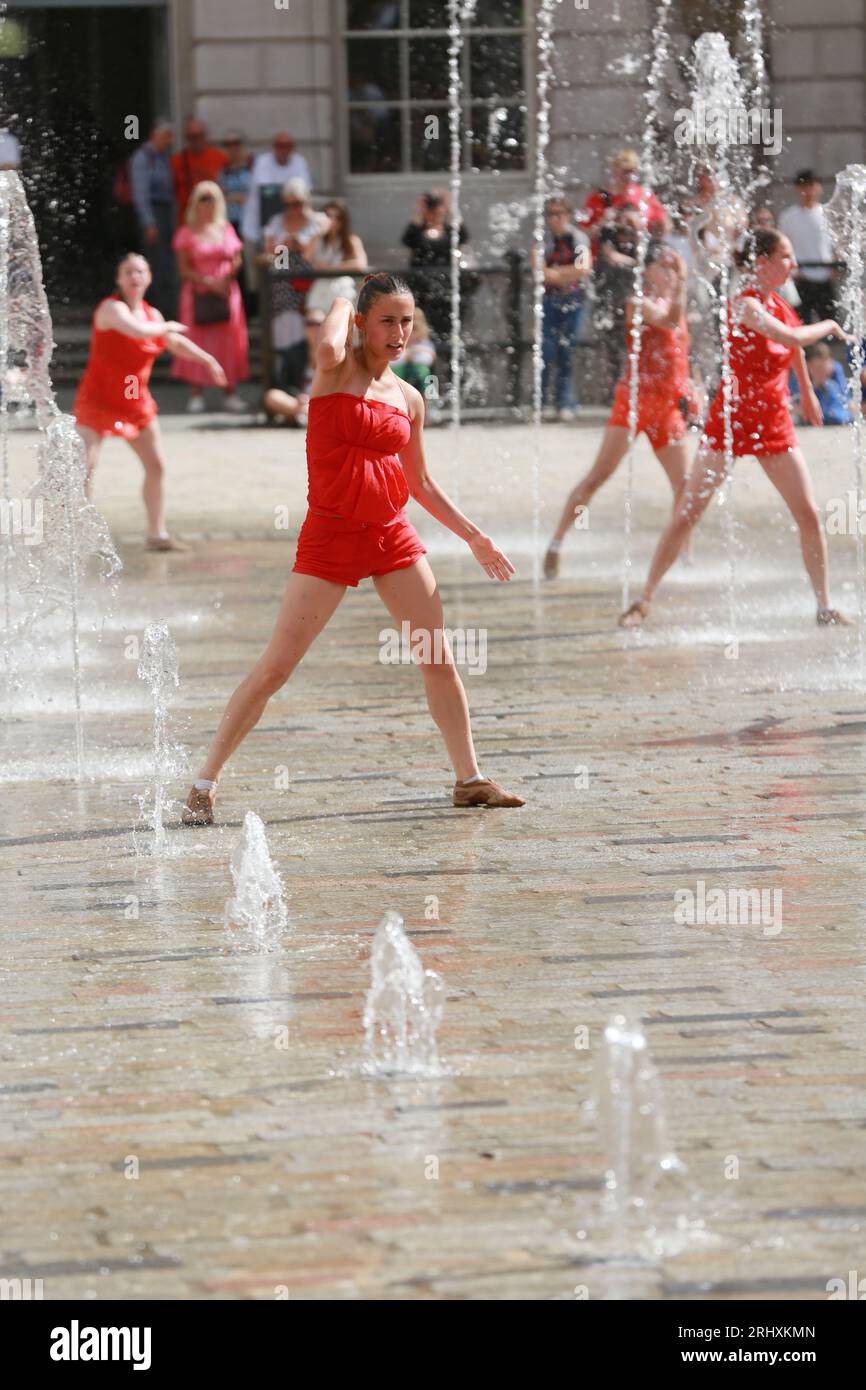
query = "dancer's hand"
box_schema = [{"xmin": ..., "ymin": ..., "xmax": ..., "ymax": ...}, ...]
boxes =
[
  {"xmin": 208, "ymin": 358, "xmax": 228, "ymax": 388},
  {"xmin": 469, "ymin": 533, "xmax": 515, "ymax": 581},
  {"xmin": 827, "ymin": 321, "xmax": 857, "ymax": 345},
  {"xmin": 160, "ymin": 321, "xmax": 188, "ymax": 336},
  {"xmin": 801, "ymin": 390, "xmax": 824, "ymax": 429}
]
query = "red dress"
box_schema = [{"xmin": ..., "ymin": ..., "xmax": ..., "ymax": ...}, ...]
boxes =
[
  {"xmin": 703, "ymin": 288, "xmax": 799, "ymax": 457},
  {"xmin": 73, "ymin": 297, "xmax": 166, "ymax": 439},
  {"xmin": 292, "ymin": 392, "xmax": 426, "ymax": 588},
  {"xmin": 170, "ymin": 224, "xmax": 248, "ymax": 389},
  {"xmin": 607, "ymin": 316, "xmax": 689, "ymax": 449}
]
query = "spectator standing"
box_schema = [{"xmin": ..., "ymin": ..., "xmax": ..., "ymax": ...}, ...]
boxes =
[
  {"xmin": 593, "ymin": 203, "xmax": 646, "ymax": 393},
  {"xmin": 779, "ymin": 170, "xmax": 836, "ymax": 324},
  {"xmin": 401, "ymin": 189, "xmax": 468, "ymax": 341},
  {"xmin": 171, "ymin": 119, "xmax": 229, "ymax": 223},
  {"xmin": 129, "ymin": 119, "xmax": 177, "ymax": 319},
  {"xmin": 219, "ymin": 132, "xmax": 255, "ymax": 316},
  {"xmin": 171, "ymin": 181, "xmax": 249, "ymax": 413},
  {"xmin": 582, "ymin": 148, "xmax": 665, "ymax": 255},
  {"xmin": 241, "ymin": 133, "xmax": 312, "ymax": 246},
  {"xmin": 531, "ymin": 197, "xmax": 591, "ymax": 420}
]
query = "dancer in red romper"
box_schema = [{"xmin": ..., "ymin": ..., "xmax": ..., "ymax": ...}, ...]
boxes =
[
  {"xmin": 543, "ymin": 246, "xmax": 694, "ymax": 578},
  {"xmin": 182, "ymin": 272, "xmax": 524, "ymax": 823},
  {"xmin": 74, "ymin": 253, "xmax": 227, "ymax": 550},
  {"xmin": 620, "ymin": 229, "xmax": 853, "ymax": 627}
]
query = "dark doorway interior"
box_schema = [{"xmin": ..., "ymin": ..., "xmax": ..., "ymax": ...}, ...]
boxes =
[{"xmin": 1, "ymin": 4, "xmax": 168, "ymax": 305}]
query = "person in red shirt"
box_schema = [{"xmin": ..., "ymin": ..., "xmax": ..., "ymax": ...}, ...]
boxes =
[
  {"xmin": 171, "ymin": 119, "xmax": 228, "ymax": 221},
  {"xmin": 582, "ymin": 148, "xmax": 666, "ymax": 257},
  {"xmin": 544, "ymin": 246, "xmax": 693, "ymax": 577},
  {"xmin": 619, "ymin": 229, "xmax": 853, "ymax": 628}
]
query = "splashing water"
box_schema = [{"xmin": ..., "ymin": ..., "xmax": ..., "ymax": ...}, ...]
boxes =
[
  {"xmin": 530, "ymin": 0, "xmax": 557, "ymax": 586},
  {"xmin": 688, "ymin": 33, "xmax": 752, "ymax": 650},
  {"xmin": 621, "ymin": 0, "xmax": 674, "ymax": 612},
  {"xmin": 595, "ymin": 1013, "xmax": 686, "ymax": 1227},
  {"xmin": 362, "ymin": 910, "xmax": 445, "ymax": 1077},
  {"xmin": 1, "ymin": 170, "xmax": 121, "ymax": 777},
  {"xmin": 446, "ymin": 0, "xmax": 477, "ymax": 490},
  {"xmin": 136, "ymin": 622, "xmax": 180, "ymax": 853},
  {"xmin": 224, "ymin": 810, "xmax": 289, "ymax": 950},
  {"xmin": 826, "ymin": 165, "xmax": 866, "ymax": 682}
]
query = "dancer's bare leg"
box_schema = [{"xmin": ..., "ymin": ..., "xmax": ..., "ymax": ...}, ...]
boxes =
[
  {"xmin": 759, "ymin": 448, "xmax": 847, "ymax": 622},
  {"xmin": 545, "ymin": 426, "xmax": 631, "ymax": 577},
  {"xmin": 373, "ymin": 558, "xmax": 523, "ymax": 805},
  {"xmin": 619, "ymin": 447, "xmax": 726, "ymax": 625},
  {"xmin": 76, "ymin": 424, "xmax": 102, "ymax": 502},
  {"xmin": 374, "ymin": 558, "xmax": 479, "ymax": 780},
  {"xmin": 184, "ymin": 573, "xmax": 347, "ymax": 819},
  {"xmin": 127, "ymin": 420, "xmax": 169, "ymax": 538},
  {"xmin": 653, "ymin": 438, "xmax": 694, "ymax": 560}
]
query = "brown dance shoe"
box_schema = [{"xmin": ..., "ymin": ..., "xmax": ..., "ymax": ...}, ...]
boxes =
[
  {"xmin": 618, "ymin": 598, "xmax": 650, "ymax": 628},
  {"xmin": 181, "ymin": 785, "xmax": 216, "ymax": 826},
  {"xmin": 453, "ymin": 777, "xmax": 525, "ymax": 808}
]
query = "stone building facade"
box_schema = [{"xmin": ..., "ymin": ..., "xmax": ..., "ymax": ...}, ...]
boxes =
[{"xmin": 172, "ymin": 0, "xmax": 866, "ymax": 259}]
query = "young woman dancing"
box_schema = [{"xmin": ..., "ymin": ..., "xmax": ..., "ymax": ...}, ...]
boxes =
[
  {"xmin": 182, "ymin": 272, "xmax": 525, "ymax": 823},
  {"xmin": 620, "ymin": 229, "xmax": 853, "ymax": 627},
  {"xmin": 74, "ymin": 253, "xmax": 227, "ymax": 550},
  {"xmin": 544, "ymin": 246, "xmax": 694, "ymax": 579}
]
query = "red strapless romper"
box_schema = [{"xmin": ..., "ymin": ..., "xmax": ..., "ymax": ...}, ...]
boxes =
[
  {"xmin": 702, "ymin": 288, "xmax": 799, "ymax": 457},
  {"xmin": 607, "ymin": 318, "xmax": 689, "ymax": 448},
  {"xmin": 293, "ymin": 391, "xmax": 427, "ymax": 587},
  {"xmin": 73, "ymin": 297, "xmax": 167, "ymax": 440}
]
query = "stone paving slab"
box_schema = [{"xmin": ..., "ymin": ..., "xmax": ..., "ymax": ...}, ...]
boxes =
[{"xmin": 2, "ymin": 418, "xmax": 865, "ymax": 1299}]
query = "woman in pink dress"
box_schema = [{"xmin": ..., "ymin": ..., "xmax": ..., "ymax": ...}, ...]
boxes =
[{"xmin": 171, "ymin": 180, "xmax": 249, "ymax": 413}]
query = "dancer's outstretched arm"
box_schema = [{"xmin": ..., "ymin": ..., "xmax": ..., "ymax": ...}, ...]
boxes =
[
  {"xmin": 738, "ymin": 298, "xmax": 853, "ymax": 351},
  {"xmin": 95, "ymin": 298, "xmax": 186, "ymax": 340},
  {"xmin": 397, "ymin": 383, "xmax": 515, "ymax": 582}
]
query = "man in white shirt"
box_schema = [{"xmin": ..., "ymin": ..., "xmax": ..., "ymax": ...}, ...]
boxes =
[
  {"xmin": 241, "ymin": 133, "xmax": 311, "ymax": 243},
  {"xmin": 0, "ymin": 126, "xmax": 21, "ymax": 170},
  {"xmin": 778, "ymin": 169, "xmax": 836, "ymax": 324}
]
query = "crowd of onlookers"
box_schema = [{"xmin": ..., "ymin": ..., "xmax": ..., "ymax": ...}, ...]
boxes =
[{"xmin": 114, "ymin": 121, "xmax": 853, "ymax": 422}]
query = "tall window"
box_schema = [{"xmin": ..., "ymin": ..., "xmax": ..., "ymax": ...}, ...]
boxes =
[{"xmin": 345, "ymin": 1, "xmax": 528, "ymax": 175}]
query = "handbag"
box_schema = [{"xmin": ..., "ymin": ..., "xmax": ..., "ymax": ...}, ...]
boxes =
[{"xmin": 193, "ymin": 290, "xmax": 230, "ymax": 325}]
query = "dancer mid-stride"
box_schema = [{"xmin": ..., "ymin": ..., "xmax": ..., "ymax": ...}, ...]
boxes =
[
  {"xmin": 74, "ymin": 253, "xmax": 227, "ymax": 551},
  {"xmin": 182, "ymin": 273, "xmax": 525, "ymax": 823},
  {"xmin": 544, "ymin": 246, "xmax": 694, "ymax": 579},
  {"xmin": 620, "ymin": 229, "xmax": 853, "ymax": 627}
]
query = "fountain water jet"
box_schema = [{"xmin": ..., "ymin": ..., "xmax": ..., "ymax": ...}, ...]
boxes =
[
  {"xmin": 446, "ymin": 0, "xmax": 477, "ymax": 499},
  {"xmin": 595, "ymin": 1012, "xmax": 685, "ymax": 1228},
  {"xmin": 529, "ymin": 0, "xmax": 557, "ymax": 587},
  {"xmin": 826, "ymin": 165, "xmax": 866, "ymax": 682},
  {"xmin": 225, "ymin": 810, "xmax": 289, "ymax": 950},
  {"xmin": 1, "ymin": 170, "xmax": 120, "ymax": 776},
  {"xmin": 136, "ymin": 621, "xmax": 180, "ymax": 853},
  {"xmin": 362, "ymin": 910, "xmax": 445, "ymax": 1077},
  {"xmin": 620, "ymin": 0, "xmax": 674, "ymax": 613}
]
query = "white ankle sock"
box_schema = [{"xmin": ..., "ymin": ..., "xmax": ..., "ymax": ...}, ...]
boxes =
[
  {"xmin": 461, "ymin": 773, "xmax": 486, "ymax": 785},
  {"xmin": 548, "ymin": 538, "xmax": 562, "ymax": 551},
  {"xmin": 194, "ymin": 778, "xmax": 216, "ymax": 791}
]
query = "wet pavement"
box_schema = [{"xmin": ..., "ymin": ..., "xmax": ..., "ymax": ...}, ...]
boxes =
[{"xmin": 2, "ymin": 414, "xmax": 865, "ymax": 1300}]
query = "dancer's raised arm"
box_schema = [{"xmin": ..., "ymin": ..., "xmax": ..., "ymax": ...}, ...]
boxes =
[{"xmin": 737, "ymin": 296, "xmax": 853, "ymax": 350}]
